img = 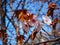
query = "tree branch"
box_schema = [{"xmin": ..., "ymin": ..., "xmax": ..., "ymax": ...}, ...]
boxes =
[{"xmin": 34, "ymin": 37, "xmax": 60, "ymax": 45}]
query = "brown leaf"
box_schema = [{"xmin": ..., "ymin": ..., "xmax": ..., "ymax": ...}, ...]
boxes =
[
  {"xmin": 15, "ymin": 10, "xmax": 33, "ymax": 22},
  {"xmin": 0, "ymin": 30, "xmax": 3, "ymax": 38},
  {"xmin": 30, "ymin": 29, "xmax": 37, "ymax": 40},
  {"xmin": 51, "ymin": 18, "xmax": 58, "ymax": 29},
  {"xmin": 51, "ymin": 18, "xmax": 58, "ymax": 25},
  {"xmin": 15, "ymin": 10, "xmax": 27, "ymax": 16},
  {"xmin": 23, "ymin": 14, "xmax": 33, "ymax": 22},
  {"xmin": 48, "ymin": 3, "xmax": 57, "ymax": 9},
  {"xmin": 47, "ymin": 3, "xmax": 57, "ymax": 16},
  {"xmin": 17, "ymin": 35, "xmax": 24, "ymax": 43},
  {"xmin": 20, "ymin": 15, "xmax": 25, "ymax": 22},
  {"xmin": 47, "ymin": 8, "xmax": 53, "ymax": 16},
  {"xmin": 0, "ymin": 33, "xmax": 2, "ymax": 38},
  {"xmin": 29, "ymin": 14, "xmax": 33, "ymax": 19},
  {"xmin": 15, "ymin": 10, "xmax": 27, "ymax": 21}
]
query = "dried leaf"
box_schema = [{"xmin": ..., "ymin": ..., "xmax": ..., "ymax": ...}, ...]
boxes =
[
  {"xmin": 0, "ymin": 33, "xmax": 2, "ymax": 38},
  {"xmin": 23, "ymin": 14, "xmax": 29, "ymax": 21},
  {"xmin": 48, "ymin": 3, "xmax": 57, "ymax": 9},
  {"xmin": 20, "ymin": 16, "xmax": 25, "ymax": 22},
  {"xmin": 15, "ymin": 10, "xmax": 33, "ymax": 22},
  {"xmin": 15, "ymin": 10, "xmax": 27, "ymax": 21},
  {"xmin": 51, "ymin": 18, "xmax": 58, "ymax": 29},
  {"xmin": 47, "ymin": 8, "xmax": 54, "ymax": 16},
  {"xmin": 29, "ymin": 14, "xmax": 33, "ymax": 19},
  {"xmin": 51, "ymin": 18, "xmax": 58, "ymax": 25},
  {"xmin": 15, "ymin": 10, "xmax": 27, "ymax": 16},
  {"xmin": 15, "ymin": 9, "xmax": 34, "ymax": 23},
  {"xmin": 47, "ymin": 3, "xmax": 57, "ymax": 16},
  {"xmin": 30, "ymin": 29, "xmax": 37, "ymax": 40},
  {"xmin": 24, "ymin": 14, "xmax": 33, "ymax": 22},
  {"xmin": 17, "ymin": 35, "xmax": 24, "ymax": 43}
]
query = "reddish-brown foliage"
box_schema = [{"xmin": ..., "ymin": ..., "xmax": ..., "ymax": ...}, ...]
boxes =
[
  {"xmin": 47, "ymin": 8, "xmax": 54, "ymax": 16},
  {"xmin": 17, "ymin": 35, "xmax": 24, "ymax": 43},
  {"xmin": 47, "ymin": 3, "xmax": 57, "ymax": 16},
  {"xmin": 0, "ymin": 30, "xmax": 3, "ymax": 38},
  {"xmin": 0, "ymin": 33, "xmax": 2, "ymax": 38},
  {"xmin": 30, "ymin": 29, "xmax": 37, "ymax": 40},
  {"xmin": 51, "ymin": 18, "xmax": 58, "ymax": 29},
  {"xmin": 15, "ymin": 10, "xmax": 33, "ymax": 22},
  {"xmin": 48, "ymin": 3, "xmax": 56, "ymax": 9}
]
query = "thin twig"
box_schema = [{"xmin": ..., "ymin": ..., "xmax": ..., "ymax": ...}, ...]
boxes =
[{"xmin": 42, "ymin": 28, "xmax": 51, "ymax": 36}]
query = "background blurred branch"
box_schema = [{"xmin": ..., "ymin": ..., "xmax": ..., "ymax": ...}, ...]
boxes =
[{"xmin": 34, "ymin": 37, "xmax": 60, "ymax": 45}]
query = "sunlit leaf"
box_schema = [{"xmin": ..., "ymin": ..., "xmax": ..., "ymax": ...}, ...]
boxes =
[
  {"xmin": 15, "ymin": 10, "xmax": 28, "ymax": 21},
  {"xmin": 15, "ymin": 10, "xmax": 33, "ymax": 22},
  {"xmin": 24, "ymin": 14, "xmax": 33, "ymax": 22},
  {"xmin": 29, "ymin": 14, "xmax": 33, "ymax": 20}
]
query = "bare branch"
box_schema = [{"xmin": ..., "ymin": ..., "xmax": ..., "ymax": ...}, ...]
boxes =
[{"xmin": 33, "ymin": 37, "xmax": 60, "ymax": 45}]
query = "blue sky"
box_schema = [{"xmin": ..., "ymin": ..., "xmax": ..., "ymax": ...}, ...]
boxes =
[{"xmin": 0, "ymin": 0, "xmax": 60, "ymax": 45}]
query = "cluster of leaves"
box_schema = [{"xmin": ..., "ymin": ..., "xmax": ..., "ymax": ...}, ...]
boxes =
[
  {"xmin": 15, "ymin": 10, "xmax": 44, "ymax": 43},
  {"xmin": 14, "ymin": 10, "xmax": 52, "ymax": 45},
  {"xmin": 14, "ymin": 2, "xmax": 60, "ymax": 45},
  {"xmin": 47, "ymin": 3, "xmax": 59, "ymax": 31},
  {"xmin": 15, "ymin": 10, "xmax": 33, "ymax": 22}
]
